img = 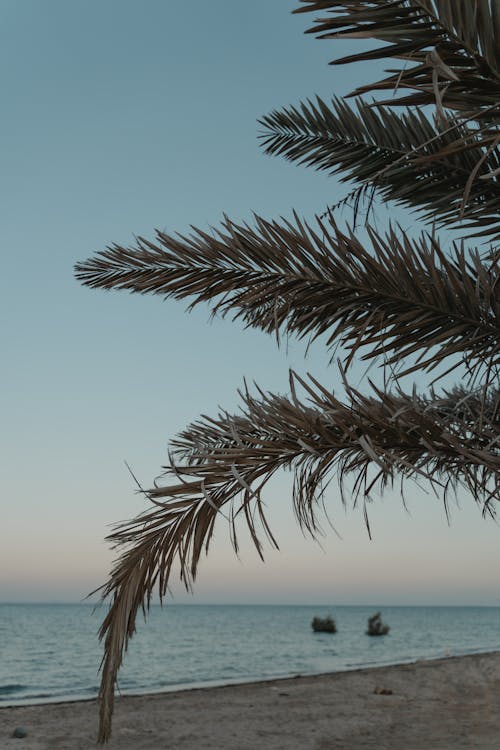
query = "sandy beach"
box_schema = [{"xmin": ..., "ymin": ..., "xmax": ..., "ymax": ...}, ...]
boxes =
[{"xmin": 1, "ymin": 652, "xmax": 499, "ymax": 749}]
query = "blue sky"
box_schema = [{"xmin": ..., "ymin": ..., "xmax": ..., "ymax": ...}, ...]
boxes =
[{"xmin": 1, "ymin": 0, "xmax": 499, "ymax": 605}]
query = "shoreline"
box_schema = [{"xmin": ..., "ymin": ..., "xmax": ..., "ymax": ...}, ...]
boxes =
[
  {"xmin": 1, "ymin": 651, "xmax": 500, "ymax": 748},
  {"xmin": 2, "ymin": 646, "xmax": 499, "ymax": 710}
]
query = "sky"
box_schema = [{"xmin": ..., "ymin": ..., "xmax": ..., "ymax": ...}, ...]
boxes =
[{"xmin": 1, "ymin": 0, "xmax": 499, "ymax": 606}]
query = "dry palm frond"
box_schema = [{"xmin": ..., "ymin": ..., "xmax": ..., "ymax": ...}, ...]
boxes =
[
  {"xmin": 288, "ymin": 2, "xmax": 500, "ymax": 239},
  {"xmin": 260, "ymin": 96, "xmax": 500, "ymax": 230},
  {"xmin": 75, "ymin": 213, "xmax": 500, "ymax": 377},
  {"xmin": 95, "ymin": 372, "xmax": 499, "ymax": 741},
  {"xmin": 79, "ymin": 2, "xmax": 500, "ymax": 743},
  {"xmin": 294, "ymin": 1, "xmax": 500, "ymax": 113}
]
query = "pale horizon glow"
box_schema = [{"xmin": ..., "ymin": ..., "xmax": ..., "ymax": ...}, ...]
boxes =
[{"xmin": 1, "ymin": 0, "xmax": 499, "ymax": 607}]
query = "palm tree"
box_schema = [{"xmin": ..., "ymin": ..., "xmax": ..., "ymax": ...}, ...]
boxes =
[{"xmin": 75, "ymin": 1, "xmax": 500, "ymax": 742}]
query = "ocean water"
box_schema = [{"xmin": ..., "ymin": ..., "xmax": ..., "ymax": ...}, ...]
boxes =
[{"xmin": 0, "ymin": 604, "xmax": 499, "ymax": 706}]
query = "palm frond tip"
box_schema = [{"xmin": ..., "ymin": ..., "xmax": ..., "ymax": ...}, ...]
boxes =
[
  {"xmin": 75, "ymin": 214, "xmax": 500, "ymax": 377},
  {"xmin": 95, "ymin": 374, "xmax": 499, "ymax": 741},
  {"xmin": 259, "ymin": 96, "xmax": 500, "ymax": 232}
]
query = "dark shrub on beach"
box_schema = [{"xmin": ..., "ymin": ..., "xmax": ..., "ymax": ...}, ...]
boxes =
[
  {"xmin": 367, "ymin": 613, "xmax": 390, "ymax": 637},
  {"xmin": 311, "ymin": 616, "xmax": 337, "ymax": 633}
]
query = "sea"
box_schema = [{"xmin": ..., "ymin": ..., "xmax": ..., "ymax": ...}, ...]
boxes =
[{"xmin": 1, "ymin": 604, "xmax": 499, "ymax": 706}]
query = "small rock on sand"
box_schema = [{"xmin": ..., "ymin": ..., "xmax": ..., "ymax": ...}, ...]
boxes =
[{"xmin": 13, "ymin": 726, "xmax": 28, "ymax": 738}]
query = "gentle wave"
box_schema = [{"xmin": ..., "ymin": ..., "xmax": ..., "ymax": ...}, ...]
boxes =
[{"xmin": 0, "ymin": 684, "xmax": 26, "ymax": 696}]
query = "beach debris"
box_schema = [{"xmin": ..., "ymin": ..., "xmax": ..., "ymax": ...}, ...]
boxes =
[
  {"xmin": 374, "ymin": 686, "xmax": 393, "ymax": 695},
  {"xmin": 366, "ymin": 612, "xmax": 390, "ymax": 636},
  {"xmin": 12, "ymin": 726, "xmax": 28, "ymax": 738},
  {"xmin": 311, "ymin": 615, "xmax": 337, "ymax": 633}
]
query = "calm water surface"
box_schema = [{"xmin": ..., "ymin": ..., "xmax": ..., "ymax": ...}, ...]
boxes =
[{"xmin": 1, "ymin": 604, "xmax": 499, "ymax": 705}]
